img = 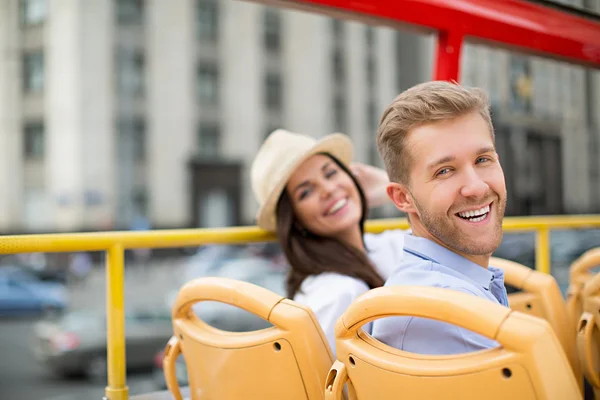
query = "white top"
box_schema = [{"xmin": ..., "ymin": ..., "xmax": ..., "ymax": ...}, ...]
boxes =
[{"xmin": 293, "ymin": 229, "xmax": 406, "ymax": 355}]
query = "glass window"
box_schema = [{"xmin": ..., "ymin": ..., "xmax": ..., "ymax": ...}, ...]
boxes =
[
  {"xmin": 117, "ymin": 50, "xmax": 145, "ymax": 97},
  {"xmin": 197, "ymin": 0, "xmax": 218, "ymax": 42},
  {"xmin": 509, "ymin": 55, "xmax": 533, "ymax": 113},
  {"xmin": 20, "ymin": 0, "xmax": 47, "ymax": 26},
  {"xmin": 24, "ymin": 122, "xmax": 44, "ymax": 159},
  {"xmin": 264, "ymin": 72, "xmax": 282, "ymax": 111},
  {"xmin": 197, "ymin": 63, "xmax": 219, "ymax": 105},
  {"xmin": 118, "ymin": 119, "xmax": 146, "ymax": 162},
  {"xmin": 23, "ymin": 51, "xmax": 44, "ymax": 93},
  {"xmin": 264, "ymin": 9, "xmax": 281, "ymax": 52},
  {"xmin": 116, "ymin": 0, "xmax": 144, "ymax": 25},
  {"xmin": 333, "ymin": 95, "xmax": 347, "ymax": 132},
  {"xmin": 198, "ymin": 124, "xmax": 220, "ymax": 157}
]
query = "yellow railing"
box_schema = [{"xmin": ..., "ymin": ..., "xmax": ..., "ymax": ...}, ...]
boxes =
[{"xmin": 2, "ymin": 214, "xmax": 600, "ymax": 400}]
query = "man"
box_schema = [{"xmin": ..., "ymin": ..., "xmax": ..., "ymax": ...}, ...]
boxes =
[{"xmin": 370, "ymin": 80, "xmax": 509, "ymax": 355}]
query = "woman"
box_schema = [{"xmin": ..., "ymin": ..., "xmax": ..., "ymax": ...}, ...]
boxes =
[{"xmin": 251, "ymin": 129, "xmax": 406, "ymax": 353}]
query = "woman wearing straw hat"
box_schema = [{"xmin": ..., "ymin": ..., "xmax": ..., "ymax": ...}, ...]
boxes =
[{"xmin": 251, "ymin": 129, "xmax": 406, "ymax": 354}]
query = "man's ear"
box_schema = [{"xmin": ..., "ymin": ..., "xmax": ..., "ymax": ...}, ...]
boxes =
[{"xmin": 386, "ymin": 182, "xmax": 417, "ymax": 214}]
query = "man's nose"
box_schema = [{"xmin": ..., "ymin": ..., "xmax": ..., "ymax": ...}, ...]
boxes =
[{"xmin": 459, "ymin": 168, "xmax": 489, "ymax": 199}]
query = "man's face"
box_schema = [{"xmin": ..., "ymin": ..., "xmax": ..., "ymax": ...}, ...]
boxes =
[{"xmin": 390, "ymin": 112, "xmax": 507, "ymax": 257}]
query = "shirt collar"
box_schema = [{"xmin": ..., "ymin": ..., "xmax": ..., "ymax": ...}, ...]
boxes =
[{"xmin": 403, "ymin": 234, "xmax": 496, "ymax": 290}]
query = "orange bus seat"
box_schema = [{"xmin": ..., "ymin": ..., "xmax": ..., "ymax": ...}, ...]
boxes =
[
  {"xmin": 163, "ymin": 277, "xmax": 339, "ymax": 400},
  {"xmin": 577, "ymin": 270, "xmax": 600, "ymax": 397},
  {"xmin": 491, "ymin": 257, "xmax": 580, "ymax": 382},
  {"xmin": 325, "ymin": 286, "xmax": 580, "ymax": 400},
  {"xmin": 568, "ymin": 248, "xmax": 600, "ymax": 337}
]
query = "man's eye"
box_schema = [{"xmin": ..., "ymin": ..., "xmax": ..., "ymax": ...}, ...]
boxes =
[{"xmin": 436, "ymin": 168, "xmax": 450, "ymax": 176}]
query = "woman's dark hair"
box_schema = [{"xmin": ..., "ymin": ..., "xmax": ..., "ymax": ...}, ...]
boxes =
[{"xmin": 276, "ymin": 154, "xmax": 385, "ymax": 298}]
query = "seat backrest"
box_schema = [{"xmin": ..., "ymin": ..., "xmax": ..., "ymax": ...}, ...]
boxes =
[
  {"xmin": 164, "ymin": 277, "xmax": 337, "ymax": 400},
  {"xmin": 490, "ymin": 256, "xmax": 580, "ymax": 380},
  {"xmin": 568, "ymin": 248, "xmax": 600, "ymax": 336},
  {"xmin": 576, "ymin": 270, "xmax": 600, "ymax": 393},
  {"xmin": 325, "ymin": 286, "xmax": 580, "ymax": 400}
]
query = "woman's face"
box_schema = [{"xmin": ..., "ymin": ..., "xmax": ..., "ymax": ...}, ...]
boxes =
[{"xmin": 285, "ymin": 154, "xmax": 363, "ymax": 239}]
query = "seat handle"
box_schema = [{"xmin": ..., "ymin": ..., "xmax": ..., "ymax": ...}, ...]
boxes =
[
  {"xmin": 339, "ymin": 286, "xmax": 511, "ymax": 343},
  {"xmin": 577, "ymin": 312, "xmax": 600, "ymax": 388},
  {"xmin": 324, "ymin": 360, "xmax": 348, "ymax": 400},
  {"xmin": 172, "ymin": 277, "xmax": 284, "ymax": 322},
  {"xmin": 163, "ymin": 336, "xmax": 183, "ymax": 400},
  {"xmin": 570, "ymin": 248, "xmax": 600, "ymax": 280}
]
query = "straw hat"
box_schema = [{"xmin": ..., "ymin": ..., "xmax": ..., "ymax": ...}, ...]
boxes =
[{"xmin": 251, "ymin": 129, "xmax": 353, "ymax": 232}]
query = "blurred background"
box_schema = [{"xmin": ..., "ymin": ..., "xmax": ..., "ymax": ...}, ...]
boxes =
[{"xmin": 0, "ymin": 0, "xmax": 599, "ymax": 398}]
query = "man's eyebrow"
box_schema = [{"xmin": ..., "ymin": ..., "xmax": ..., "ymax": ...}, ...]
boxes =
[{"xmin": 427, "ymin": 155, "xmax": 455, "ymax": 171}]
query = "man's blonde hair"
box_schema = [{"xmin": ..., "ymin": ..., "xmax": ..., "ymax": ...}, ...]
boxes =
[{"xmin": 377, "ymin": 81, "xmax": 494, "ymax": 185}]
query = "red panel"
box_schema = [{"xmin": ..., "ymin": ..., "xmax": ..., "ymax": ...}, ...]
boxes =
[
  {"xmin": 434, "ymin": 32, "xmax": 464, "ymax": 81},
  {"xmin": 261, "ymin": 0, "xmax": 600, "ymax": 70}
]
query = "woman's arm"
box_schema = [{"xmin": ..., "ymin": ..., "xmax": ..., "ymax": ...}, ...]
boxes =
[{"xmin": 351, "ymin": 162, "xmax": 390, "ymax": 208}]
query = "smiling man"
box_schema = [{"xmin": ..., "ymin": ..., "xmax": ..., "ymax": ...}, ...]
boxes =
[{"xmin": 371, "ymin": 81, "xmax": 510, "ymax": 355}]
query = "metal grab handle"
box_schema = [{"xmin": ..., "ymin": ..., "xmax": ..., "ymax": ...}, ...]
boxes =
[
  {"xmin": 163, "ymin": 336, "xmax": 183, "ymax": 400},
  {"xmin": 338, "ymin": 286, "xmax": 511, "ymax": 345}
]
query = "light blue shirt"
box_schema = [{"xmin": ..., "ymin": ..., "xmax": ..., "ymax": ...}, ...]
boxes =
[{"xmin": 371, "ymin": 234, "xmax": 509, "ymax": 355}]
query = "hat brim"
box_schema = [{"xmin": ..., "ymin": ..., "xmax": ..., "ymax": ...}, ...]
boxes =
[{"xmin": 256, "ymin": 133, "xmax": 354, "ymax": 232}]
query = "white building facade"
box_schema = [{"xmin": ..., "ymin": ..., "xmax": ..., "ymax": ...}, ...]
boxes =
[{"xmin": 0, "ymin": 0, "xmax": 598, "ymax": 233}]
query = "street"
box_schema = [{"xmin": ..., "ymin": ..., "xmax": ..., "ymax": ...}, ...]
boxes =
[{"xmin": 0, "ymin": 258, "xmax": 187, "ymax": 400}]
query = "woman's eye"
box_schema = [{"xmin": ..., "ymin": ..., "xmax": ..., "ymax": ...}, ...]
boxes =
[
  {"xmin": 298, "ymin": 189, "xmax": 311, "ymax": 200},
  {"xmin": 325, "ymin": 169, "xmax": 338, "ymax": 178}
]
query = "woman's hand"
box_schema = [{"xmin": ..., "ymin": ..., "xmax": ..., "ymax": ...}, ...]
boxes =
[{"xmin": 350, "ymin": 163, "xmax": 390, "ymax": 208}]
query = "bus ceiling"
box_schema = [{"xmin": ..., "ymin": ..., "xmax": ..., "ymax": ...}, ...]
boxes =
[{"xmin": 242, "ymin": 0, "xmax": 600, "ymax": 81}]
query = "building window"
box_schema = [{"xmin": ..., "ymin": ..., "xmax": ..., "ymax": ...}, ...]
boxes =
[
  {"xmin": 20, "ymin": 0, "xmax": 47, "ymax": 26},
  {"xmin": 24, "ymin": 122, "xmax": 44, "ymax": 159},
  {"xmin": 198, "ymin": 123, "xmax": 220, "ymax": 157},
  {"xmin": 116, "ymin": 0, "xmax": 144, "ymax": 25},
  {"xmin": 264, "ymin": 72, "xmax": 282, "ymax": 111},
  {"xmin": 333, "ymin": 95, "xmax": 347, "ymax": 132},
  {"xmin": 264, "ymin": 9, "xmax": 281, "ymax": 52},
  {"xmin": 132, "ymin": 187, "xmax": 149, "ymax": 217},
  {"xmin": 117, "ymin": 50, "xmax": 145, "ymax": 97},
  {"xmin": 366, "ymin": 56, "xmax": 376, "ymax": 87},
  {"xmin": 509, "ymin": 55, "xmax": 533, "ymax": 114},
  {"xmin": 331, "ymin": 19, "xmax": 344, "ymax": 41},
  {"xmin": 118, "ymin": 119, "xmax": 146, "ymax": 162},
  {"xmin": 332, "ymin": 49, "xmax": 345, "ymax": 84},
  {"xmin": 23, "ymin": 51, "xmax": 44, "ymax": 93},
  {"xmin": 367, "ymin": 100, "xmax": 378, "ymax": 129},
  {"xmin": 197, "ymin": 63, "xmax": 219, "ymax": 105},
  {"xmin": 197, "ymin": 0, "xmax": 218, "ymax": 42},
  {"xmin": 365, "ymin": 26, "xmax": 375, "ymax": 48}
]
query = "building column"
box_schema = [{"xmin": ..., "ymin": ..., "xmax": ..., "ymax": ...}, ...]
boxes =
[
  {"xmin": 80, "ymin": 0, "xmax": 115, "ymax": 230},
  {"xmin": 221, "ymin": 0, "xmax": 263, "ymax": 224},
  {"xmin": 282, "ymin": 10, "xmax": 331, "ymax": 137},
  {"xmin": 147, "ymin": 0, "xmax": 195, "ymax": 227},
  {"xmin": 0, "ymin": 0, "xmax": 23, "ymax": 232},
  {"xmin": 46, "ymin": 0, "xmax": 85, "ymax": 231},
  {"xmin": 346, "ymin": 22, "xmax": 368, "ymax": 163}
]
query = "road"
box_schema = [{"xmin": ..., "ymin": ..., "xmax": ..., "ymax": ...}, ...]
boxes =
[{"xmin": 0, "ymin": 258, "xmax": 187, "ymax": 400}]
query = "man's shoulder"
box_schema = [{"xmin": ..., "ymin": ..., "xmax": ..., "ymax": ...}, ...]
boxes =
[{"xmin": 385, "ymin": 256, "xmax": 478, "ymax": 294}]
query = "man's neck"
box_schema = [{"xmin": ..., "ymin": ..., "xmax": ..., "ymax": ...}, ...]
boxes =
[{"xmin": 409, "ymin": 223, "xmax": 491, "ymax": 268}]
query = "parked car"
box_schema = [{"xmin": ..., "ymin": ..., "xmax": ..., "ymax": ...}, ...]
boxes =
[
  {"xmin": 32, "ymin": 308, "xmax": 173, "ymax": 381},
  {"xmin": 0, "ymin": 266, "xmax": 68, "ymax": 317}
]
